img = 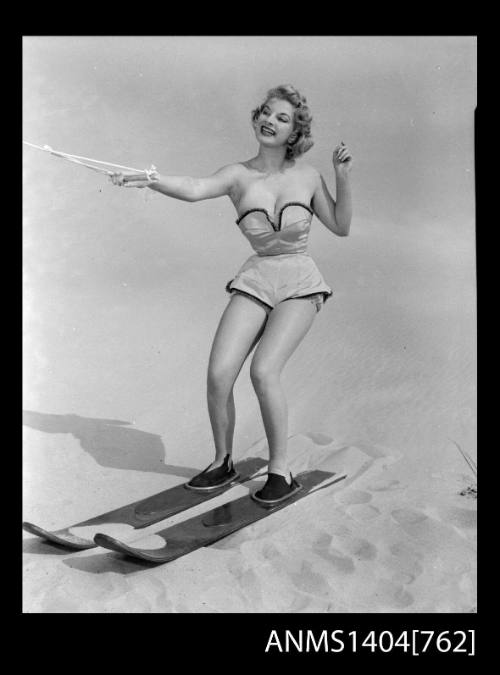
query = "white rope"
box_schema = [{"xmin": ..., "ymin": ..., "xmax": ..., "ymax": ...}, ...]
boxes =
[{"xmin": 23, "ymin": 141, "xmax": 146, "ymax": 174}]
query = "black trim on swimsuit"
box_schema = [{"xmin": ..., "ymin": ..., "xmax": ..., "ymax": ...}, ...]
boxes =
[
  {"xmin": 235, "ymin": 201, "xmax": 314, "ymax": 232},
  {"xmin": 283, "ymin": 289, "xmax": 333, "ymax": 303},
  {"xmin": 225, "ymin": 280, "xmax": 274, "ymax": 311},
  {"xmin": 225, "ymin": 280, "xmax": 333, "ymax": 309}
]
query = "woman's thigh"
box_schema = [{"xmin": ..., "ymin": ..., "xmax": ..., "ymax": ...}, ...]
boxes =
[
  {"xmin": 250, "ymin": 297, "xmax": 317, "ymax": 378},
  {"xmin": 208, "ymin": 293, "xmax": 269, "ymax": 384}
]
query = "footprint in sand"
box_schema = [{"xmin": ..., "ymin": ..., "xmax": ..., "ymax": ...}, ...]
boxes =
[
  {"xmin": 373, "ymin": 579, "xmax": 414, "ymax": 609},
  {"xmin": 391, "ymin": 572, "xmax": 417, "ymax": 585},
  {"xmin": 332, "ymin": 524, "xmax": 352, "ymax": 537},
  {"xmin": 389, "ymin": 540, "xmax": 424, "ymax": 559},
  {"xmin": 387, "ymin": 540, "xmax": 425, "ymax": 585},
  {"xmin": 391, "ymin": 508, "xmax": 429, "ymax": 526},
  {"xmin": 227, "ymin": 558, "xmax": 264, "ymax": 605},
  {"xmin": 312, "ymin": 532, "xmax": 356, "ymax": 573},
  {"xmin": 261, "ymin": 542, "xmax": 283, "ymax": 562},
  {"xmin": 290, "ymin": 560, "xmax": 333, "ymax": 597},
  {"xmin": 340, "ymin": 536, "xmax": 378, "ymax": 561},
  {"xmin": 390, "ymin": 509, "xmax": 436, "ymax": 543},
  {"xmin": 368, "ymin": 479, "xmax": 403, "ymax": 492},
  {"xmin": 335, "ymin": 489, "xmax": 372, "ymax": 505},
  {"xmin": 383, "ymin": 553, "xmax": 424, "ymax": 585},
  {"xmin": 261, "ymin": 543, "xmax": 333, "ymax": 598},
  {"xmin": 392, "ymin": 508, "xmax": 473, "ymax": 554},
  {"xmin": 346, "ymin": 504, "xmax": 381, "ymax": 522},
  {"xmin": 439, "ymin": 506, "xmax": 477, "ymax": 530}
]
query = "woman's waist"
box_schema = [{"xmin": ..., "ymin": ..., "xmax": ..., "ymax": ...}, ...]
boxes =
[
  {"xmin": 242, "ymin": 231, "xmax": 310, "ymax": 256},
  {"xmin": 240, "ymin": 252, "xmax": 319, "ymax": 270}
]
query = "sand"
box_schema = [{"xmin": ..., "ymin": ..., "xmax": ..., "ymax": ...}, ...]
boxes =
[
  {"xmin": 21, "ymin": 35, "xmax": 477, "ymax": 615},
  {"xmin": 22, "ymin": 428, "xmax": 476, "ymax": 613},
  {"xmin": 22, "ymin": 216, "xmax": 476, "ymax": 613}
]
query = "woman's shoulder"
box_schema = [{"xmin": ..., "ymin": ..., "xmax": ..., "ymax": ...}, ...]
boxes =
[
  {"xmin": 215, "ymin": 162, "xmax": 256, "ymax": 184},
  {"xmin": 214, "ymin": 162, "xmax": 248, "ymax": 176}
]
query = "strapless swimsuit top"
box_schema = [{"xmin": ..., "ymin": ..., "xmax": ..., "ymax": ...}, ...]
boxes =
[{"xmin": 235, "ymin": 201, "xmax": 313, "ymax": 256}]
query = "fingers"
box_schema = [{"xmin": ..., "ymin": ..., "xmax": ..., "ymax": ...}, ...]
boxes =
[
  {"xmin": 109, "ymin": 172, "xmax": 124, "ymax": 186},
  {"xmin": 334, "ymin": 142, "xmax": 352, "ymax": 164},
  {"xmin": 109, "ymin": 171, "xmax": 153, "ymax": 188},
  {"xmin": 122, "ymin": 181, "xmax": 148, "ymax": 188}
]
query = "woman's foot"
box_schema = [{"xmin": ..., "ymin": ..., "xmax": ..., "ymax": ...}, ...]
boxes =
[
  {"xmin": 185, "ymin": 454, "xmax": 238, "ymax": 491},
  {"xmin": 251, "ymin": 472, "xmax": 303, "ymax": 505}
]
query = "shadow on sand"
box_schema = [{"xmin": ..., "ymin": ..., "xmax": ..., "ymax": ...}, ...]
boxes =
[
  {"xmin": 22, "ymin": 537, "xmax": 70, "ymax": 556},
  {"xmin": 62, "ymin": 550, "xmax": 156, "ymax": 575},
  {"xmin": 23, "ymin": 409, "xmax": 198, "ymax": 478}
]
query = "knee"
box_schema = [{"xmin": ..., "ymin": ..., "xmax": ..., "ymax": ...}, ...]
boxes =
[
  {"xmin": 250, "ymin": 360, "xmax": 280, "ymax": 391},
  {"xmin": 207, "ymin": 365, "xmax": 236, "ymax": 397}
]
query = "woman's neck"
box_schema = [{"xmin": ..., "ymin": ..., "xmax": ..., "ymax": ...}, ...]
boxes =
[{"xmin": 251, "ymin": 145, "xmax": 289, "ymax": 174}]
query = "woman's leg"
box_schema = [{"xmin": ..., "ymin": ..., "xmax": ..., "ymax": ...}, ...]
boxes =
[
  {"xmin": 206, "ymin": 293, "xmax": 269, "ymax": 467},
  {"xmin": 250, "ymin": 298, "xmax": 318, "ymax": 479}
]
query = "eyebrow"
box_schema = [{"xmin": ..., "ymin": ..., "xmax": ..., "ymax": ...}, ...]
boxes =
[{"xmin": 262, "ymin": 105, "xmax": 291, "ymax": 120}]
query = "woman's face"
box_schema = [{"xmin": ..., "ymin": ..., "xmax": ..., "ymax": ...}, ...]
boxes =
[{"xmin": 254, "ymin": 97, "xmax": 296, "ymax": 149}]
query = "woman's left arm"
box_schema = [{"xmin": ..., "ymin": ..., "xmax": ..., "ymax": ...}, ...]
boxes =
[{"xmin": 311, "ymin": 142, "xmax": 353, "ymax": 237}]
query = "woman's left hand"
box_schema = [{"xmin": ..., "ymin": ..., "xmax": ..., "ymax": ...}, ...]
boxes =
[{"xmin": 332, "ymin": 142, "xmax": 353, "ymax": 175}]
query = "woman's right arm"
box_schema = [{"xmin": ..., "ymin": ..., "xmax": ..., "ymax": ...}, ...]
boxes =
[{"xmin": 112, "ymin": 164, "xmax": 241, "ymax": 202}]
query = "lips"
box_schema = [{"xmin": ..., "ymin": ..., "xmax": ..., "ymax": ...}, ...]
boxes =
[{"xmin": 260, "ymin": 125, "xmax": 276, "ymax": 136}]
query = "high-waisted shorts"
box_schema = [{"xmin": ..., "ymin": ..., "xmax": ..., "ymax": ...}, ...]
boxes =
[{"xmin": 225, "ymin": 253, "xmax": 333, "ymax": 315}]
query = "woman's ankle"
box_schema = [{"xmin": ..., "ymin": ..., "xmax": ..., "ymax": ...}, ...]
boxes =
[
  {"xmin": 212, "ymin": 454, "xmax": 232, "ymax": 469},
  {"xmin": 267, "ymin": 465, "xmax": 291, "ymax": 484}
]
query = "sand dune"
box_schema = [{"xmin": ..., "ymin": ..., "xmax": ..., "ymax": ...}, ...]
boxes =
[
  {"xmin": 22, "ymin": 220, "xmax": 476, "ymax": 613},
  {"xmin": 23, "ymin": 427, "xmax": 476, "ymax": 613},
  {"xmin": 22, "ymin": 35, "xmax": 476, "ymax": 614}
]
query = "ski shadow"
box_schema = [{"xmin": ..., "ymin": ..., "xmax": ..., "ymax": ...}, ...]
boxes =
[
  {"xmin": 62, "ymin": 551, "xmax": 158, "ymax": 575},
  {"xmin": 22, "ymin": 537, "xmax": 70, "ymax": 556},
  {"xmin": 22, "ymin": 410, "xmax": 197, "ymax": 478}
]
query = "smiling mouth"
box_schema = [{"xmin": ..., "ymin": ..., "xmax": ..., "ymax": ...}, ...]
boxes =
[{"xmin": 260, "ymin": 125, "xmax": 276, "ymax": 136}]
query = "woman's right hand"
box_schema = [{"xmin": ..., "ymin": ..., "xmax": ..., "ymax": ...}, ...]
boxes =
[
  {"xmin": 110, "ymin": 172, "xmax": 126, "ymax": 186},
  {"xmin": 109, "ymin": 172, "xmax": 150, "ymax": 188},
  {"xmin": 109, "ymin": 166, "xmax": 159, "ymax": 188}
]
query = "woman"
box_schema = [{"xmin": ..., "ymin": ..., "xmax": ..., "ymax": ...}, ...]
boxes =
[{"xmin": 112, "ymin": 84, "xmax": 353, "ymax": 505}]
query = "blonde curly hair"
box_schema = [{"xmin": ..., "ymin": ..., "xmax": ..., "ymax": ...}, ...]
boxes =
[{"xmin": 251, "ymin": 84, "xmax": 314, "ymax": 160}]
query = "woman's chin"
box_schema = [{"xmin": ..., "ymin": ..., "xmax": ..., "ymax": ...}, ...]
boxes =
[{"xmin": 256, "ymin": 135, "xmax": 283, "ymax": 149}]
